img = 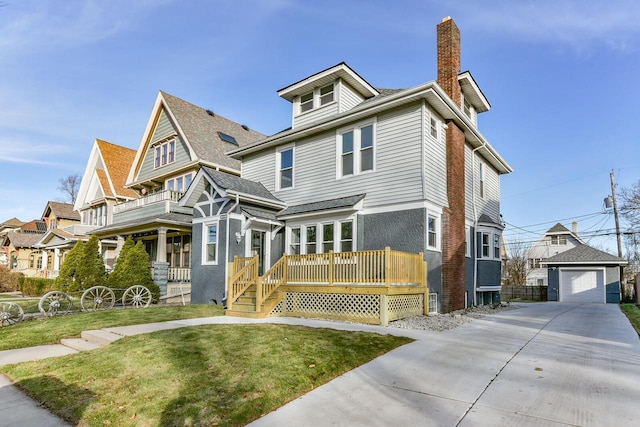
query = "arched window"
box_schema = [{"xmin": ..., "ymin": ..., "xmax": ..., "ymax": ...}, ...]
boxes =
[{"xmin": 29, "ymin": 253, "xmax": 36, "ymax": 268}]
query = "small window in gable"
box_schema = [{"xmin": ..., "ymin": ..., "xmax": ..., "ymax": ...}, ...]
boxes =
[
  {"xmin": 320, "ymin": 84, "xmax": 334, "ymax": 106},
  {"xmin": 300, "ymin": 91, "xmax": 313, "ymax": 113},
  {"xmin": 154, "ymin": 139, "xmax": 176, "ymax": 169}
]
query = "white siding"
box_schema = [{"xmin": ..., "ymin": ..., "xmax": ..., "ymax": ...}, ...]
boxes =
[
  {"xmin": 293, "ymin": 103, "xmax": 339, "ymax": 129},
  {"xmin": 243, "ymin": 104, "xmax": 424, "ymax": 209},
  {"xmin": 423, "ymin": 107, "xmax": 448, "ymax": 207},
  {"xmin": 338, "ymin": 81, "xmax": 365, "ymax": 113},
  {"xmin": 465, "ymin": 147, "xmax": 501, "ymax": 222}
]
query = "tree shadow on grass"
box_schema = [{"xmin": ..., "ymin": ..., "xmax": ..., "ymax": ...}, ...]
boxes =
[{"xmin": 10, "ymin": 374, "xmax": 96, "ymax": 426}]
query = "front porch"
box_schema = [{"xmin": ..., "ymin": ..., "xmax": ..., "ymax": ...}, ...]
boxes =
[{"xmin": 226, "ymin": 247, "xmax": 428, "ymax": 325}]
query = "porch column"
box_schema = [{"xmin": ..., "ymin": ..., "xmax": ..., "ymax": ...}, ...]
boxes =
[
  {"xmin": 115, "ymin": 235, "xmax": 125, "ymax": 259},
  {"xmin": 41, "ymin": 249, "xmax": 48, "ymax": 270},
  {"xmin": 157, "ymin": 227, "xmax": 168, "ymax": 262},
  {"xmin": 53, "ymin": 248, "xmax": 61, "ymax": 271}
]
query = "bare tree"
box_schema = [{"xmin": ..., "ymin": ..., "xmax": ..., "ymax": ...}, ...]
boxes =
[
  {"xmin": 503, "ymin": 240, "xmax": 532, "ymax": 286},
  {"xmin": 58, "ymin": 174, "xmax": 80, "ymax": 204}
]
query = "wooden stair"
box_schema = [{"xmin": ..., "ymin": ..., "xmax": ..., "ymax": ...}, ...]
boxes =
[{"xmin": 226, "ymin": 284, "xmax": 283, "ymax": 318}]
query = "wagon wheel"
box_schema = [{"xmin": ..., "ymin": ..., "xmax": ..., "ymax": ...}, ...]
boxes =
[
  {"xmin": 0, "ymin": 302, "xmax": 24, "ymax": 327},
  {"xmin": 81, "ymin": 286, "xmax": 116, "ymax": 311},
  {"xmin": 122, "ymin": 285, "xmax": 152, "ymax": 308},
  {"xmin": 38, "ymin": 291, "xmax": 73, "ymax": 317}
]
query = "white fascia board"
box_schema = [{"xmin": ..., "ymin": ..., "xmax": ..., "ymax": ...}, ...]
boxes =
[
  {"xmin": 230, "ymin": 82, "xmax": 513, "ymax": 175},
  {"xmin": 75, "ymin": 140, "xmax": 101, "ymax": 211},
  {"xmin": 227, "ymin": 190, "xmax": 286, "ymax": 210},
  {"xmin": 458, "ymin": 71, "xmax": 490, "ymax": 113}
]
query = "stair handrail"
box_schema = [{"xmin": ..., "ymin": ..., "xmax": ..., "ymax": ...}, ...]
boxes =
[
  {"xmin": 256, "ymin": 255, "xmax": 287, "ymax": 309},
  {"xmin": 228, "ymin": 255, "xmax": 258, "ymax": 308}
]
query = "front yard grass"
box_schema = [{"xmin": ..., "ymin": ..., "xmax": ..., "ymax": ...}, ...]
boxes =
[
  {"xmin": 620, "ymin": 303, "xmax": 640, "ymax": 336},
  {"xmin": 1, "ymin": 324, "xmax": 412, "ymax": 426},
  {"xmin": 0, "ymin": 305, "xmax": 224, "ymax": 351}
]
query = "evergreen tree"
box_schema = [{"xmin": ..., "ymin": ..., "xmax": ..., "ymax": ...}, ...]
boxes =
[
  {"xmin": 54, "ymin": 240, "xmax": 84, "ymax": 290},
  {"xmin": 108, "ymin": 238, "xmax": 160, "ymax": 301},
  {"xmin": 74, "ymin": 234, "xmax": 107, "ymax": 290}
]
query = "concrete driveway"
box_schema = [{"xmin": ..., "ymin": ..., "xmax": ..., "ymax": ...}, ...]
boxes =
[{"xmin": 251, "ymin": 303, "xmax": 640, "ymax": 426}]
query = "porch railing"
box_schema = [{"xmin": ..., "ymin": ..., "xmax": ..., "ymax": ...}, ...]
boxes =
[
  {"xmin": 113, "ymin": 189, "xmax": 184, "ymax": 214},
  {"xmin": 228, "ymin": 247, "xmax": 426, "ymax": 313},
  {"xmin": 168, "ymin": 267, "xmax": 191, "ymax": 282}
]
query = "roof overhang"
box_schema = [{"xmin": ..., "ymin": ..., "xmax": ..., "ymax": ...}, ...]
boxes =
[
  {"xmin": 277, "ymin": 62, "xmax": 379, "ymax": 102},
  {"xmin": 458, "ymin": 71, "xmax": 490, "ymax": 113},
  {"xmin": 231, "ymin": 82, "xmax": 512, "ymax": 175}
]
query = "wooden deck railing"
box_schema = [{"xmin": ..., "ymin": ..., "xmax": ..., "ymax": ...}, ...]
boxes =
[
  {"xmin": 227, "ymin": 256, "xmax": 258, "ymax": 307},
  {"xmin": 229, "ymin": 247, "xmax": 426, "ymax": 312}
]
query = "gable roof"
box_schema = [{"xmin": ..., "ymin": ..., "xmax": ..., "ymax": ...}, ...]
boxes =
[
  {"xmin": 20, "ymin": 219, "xmax": 47, "ymax": 233},
  {"xmin": 203, "ymin": 167, "xmax": 283, "ymax": 204},
  {"xmin": 3, "ymin": 231, "xmax": 43, "ymax": 248},
  {"xmin": 42, "ymin": 201, "xmax": 80, "ymax": 221},
  {"xmin": 128, "ymin": 91, "xmax": 267, "ymax": 184},
  {"xmin": 546, "ymin": 223, "xmax": 571, "ymax": 234},
  {"xmin": 542, "ymin": 244, "xmax": 627, "ymax": 266},
  {"xmin": 96, "ymin": 139, "xmax": 138, "ymax": 199}
]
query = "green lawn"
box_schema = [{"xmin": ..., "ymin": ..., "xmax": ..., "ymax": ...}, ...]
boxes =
[
  {"xmin": 621, "ymin": 304, "xmax": 640, "ymax": 336},
  {"xmin": 0, "ymin": 305, "xmax": 224, "ymax": 350},
  {"xmin": 1, "ymin": 323, "xmax": 412, "ymax": 426}
]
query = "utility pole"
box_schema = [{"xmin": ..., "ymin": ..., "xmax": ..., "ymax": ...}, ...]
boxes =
[{"xmin": 610, "ymin": 170, "xmax": 623, "ymax": 258}]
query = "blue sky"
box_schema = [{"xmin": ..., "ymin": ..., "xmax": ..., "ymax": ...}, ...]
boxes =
[{"xmin": 1, "ymin": 0, "xmax": 639, "ymax": 255}]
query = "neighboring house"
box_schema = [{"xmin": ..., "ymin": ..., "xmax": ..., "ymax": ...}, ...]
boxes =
[
  {"xmin": 543, "ymin": 245, "xmax": 626, "ymax": 303},
  {"xmin": 94, "ymin": 91, "xmax": 266, "ymax": 298},
  {"xmin": 525, "ymin": 222, "xmax": 582, "ymax": 286},
  {"xmin": 0, "ymin": 219, "xmax": 47, "ymax": 276},
  {"xmin": 0, "ymin": 218, "xmax": 24, "ymax": 266},
  {"xmin": 182, "ymin": 17, "xmax": 512, "ymax": 313},
  {"xmin": 41, "ymin": 201, "xmax": 81, "ymax": 231}
]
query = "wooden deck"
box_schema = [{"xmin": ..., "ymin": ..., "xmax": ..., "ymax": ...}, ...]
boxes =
[{"xmin": 226, "ymin": 247, "xmax": 428, "ymax": 325}]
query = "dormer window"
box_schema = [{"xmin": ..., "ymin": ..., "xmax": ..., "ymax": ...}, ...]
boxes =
[
  {"xmin": 320, "ymin": 84, "xmax": 334, "ymax": 106},
  {"xmin": 300, "ymin": 91, "xmax": 313, "ymax": 113},
  {"xmin": 154, "ymin": 139, "xmax": 176, "ymax": 169}
]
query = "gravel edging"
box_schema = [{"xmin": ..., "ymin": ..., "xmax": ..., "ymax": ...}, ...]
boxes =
[{"xmin": 389, "ymin": 303, "xmax": 520, "ymax": 332}]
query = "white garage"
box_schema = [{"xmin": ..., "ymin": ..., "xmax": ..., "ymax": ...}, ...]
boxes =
[{"xmin": 559, "ymin": 269, "xmax": 605, "ymax": 303}]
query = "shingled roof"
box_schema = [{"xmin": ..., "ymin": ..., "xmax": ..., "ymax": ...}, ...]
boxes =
[
  {"xmin": 4, "ymin": 231, "xmax": 43, "ymax": 248},
  {"xmin": 43, "ymin": 201, "xmax": 80, "ymax": 221},
  {"xmin": 543, "ymin": 244, "xmax": 627, "ymax": 265},
  {"xmin": 202, "ymin": 167, "xmax": 282, "ymax": 203},
  {"xmin": 96, "ymin": 139, "xmax": 137, "ymax": 199},
  {"xmin": 278, "ymin": 194, "xmax": 365, "ymax": 218},
  {"xmin": 160, "ymin": 92, "xmax": 267, "ymax": 171}
]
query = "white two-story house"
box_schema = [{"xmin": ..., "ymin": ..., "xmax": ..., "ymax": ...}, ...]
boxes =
[{"xmin": 182, "ymin": 17, "xmax": 512, "ymax": 313}]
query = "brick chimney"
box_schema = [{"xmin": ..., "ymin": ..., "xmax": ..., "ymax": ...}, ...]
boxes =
[
  {"xmin": 438, "ymin": 16, "xmax": 466, "ymax": 313},
  {"xmin": 437, "ymin": 16, "xmax": 462, "ymax": 106}
]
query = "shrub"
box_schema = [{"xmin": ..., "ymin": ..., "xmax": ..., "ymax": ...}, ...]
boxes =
[
  {"xmin": 18, "ymin": 276, "xmax": 56, "ymax": 296},
  {"xmin": 54, "ymin": 240, "xmax": 83, "ymax": 290},
  {"xmin": 108, "ymin": 238, "xmax": 159, "ymax": 302},
  {"xmin": 55, "ymin": 236, "xmax": 107, "ymax": 292},
  {"xmin": 0, "ymin": 265, "xmax": 21, "ymax": 292}
]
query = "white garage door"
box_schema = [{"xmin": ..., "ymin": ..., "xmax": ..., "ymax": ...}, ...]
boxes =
[{"xmin": 559, "ymin": 269, "xmax": 605, "ymax": 303}]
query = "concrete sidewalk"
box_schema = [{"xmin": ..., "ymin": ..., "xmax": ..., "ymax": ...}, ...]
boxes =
[{"xmin": 1, "ymin": 303, "xmax": 639, "ymax": 426}]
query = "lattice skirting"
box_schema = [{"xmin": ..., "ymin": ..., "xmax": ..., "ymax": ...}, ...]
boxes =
[{"xmin": 268, "ymin": 292, "xmax": 423, "ymax": 325}]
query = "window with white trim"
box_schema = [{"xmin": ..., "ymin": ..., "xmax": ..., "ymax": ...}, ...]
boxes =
[
  {"xmin": 494, "ymin": 234, "xmax": 501, "ymax": 259},
  {"xmin": 338, "ymin": 122, "xmax": 375, "ymax": 177},
  {"xmin": 340, "ymin": 221, "xmax": 353, "ymax": 252},
  {"xmin": 430, "ymin": 117, "xmax": 438, "ymax": 139},
  {"xmin": 550, "ymin": 235, "xmax": 567, "ymax": 245},
  {"xmin": 427, "ymin": 215, "xmax": 438, "ymax": 249},
  {"xmin": 306, "ymin": 225, "xmax": 317, "ymax": 254},
  {"xmin": 319, "ymin": 84, "xmax": 334, "ymax": 106},
  {"xmin": 166, "ymin": 173, "xmax": 193, "ymax": 193},
  {"xmin": 203, "ymin": 223, "xmax": 218, "ymax": 264},
  {"xmin": 154, "ymin": 139, "xmax": 176, "ymax": 169},
  {"xmin": 277, "ymin": 146, "xmax": 294, "ymax": 189},
  {"xmin": 466, "ymin": 226, "xmax": 471, "ymax": 257},
  {"xmin": 290, "ymin": 227, "xmax": 301, "ymax": 255},
  {"xmin": 480, "ymin": 232, "xmax": 490, "ymax": 258},
  {"xmin": 300, "ymin": 91, "xmax": 313, "ymax": 113},
  {"xmin": 322, "ymin": 223, "xmax": 334, "ymax": 253}
]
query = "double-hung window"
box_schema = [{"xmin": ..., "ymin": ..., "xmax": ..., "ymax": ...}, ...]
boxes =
[
  {"xmin": 203, "ymin": 223, "xmax": 218, "ymax": 264},
  {"xmin": 319, "ymin": 84, "xmax": 334, "ymax": 106},
  {"xmin": 427, "ymin": 215, "xmax": 438, "ymax": 249},
  {"xmin": 154, "ymin": 139, "xmax": 176, "ymax": 169},
  {"xmin": 338, "ymin": 122, "xmax": 375, "ymax": 177},
  {"xmin": 340, "ymin": 221, "xmax": 353, "ymax": 252},
  {"xmin": 479, "ymin": 232, "xmax": 490, "ymax": 258},
  {"xmin": 494, "ymin": 234, "xmax": 501, "ymax": 259},
  {"xmin": 306, "ymin": 225, "xmax": 317, "ymax": 254},
  {"xmin": 300, "ymin": 91, "xmax": 313, "ymax": 113},
  {"xmin": 430, "ymin": 117, "xmax": 438, "ymax": 139},
  {"xmin": 290, "ymin": 227, "xmax": 301, "ymax": 255},
  {"xmin": 479, "ymin": 163, "xmax": 485, "ymax": 199},
  {"xmin": 322, "ymin": 223, "xmax": 334, "ymax": 253},
  {"xmin": 277, "ymin": 146, "xmax": 294, "ymax": 189}
]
